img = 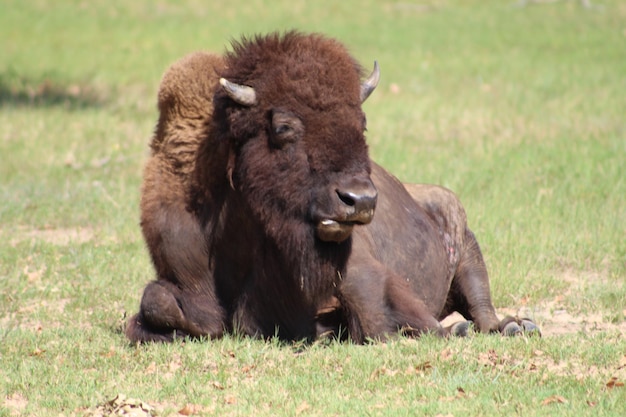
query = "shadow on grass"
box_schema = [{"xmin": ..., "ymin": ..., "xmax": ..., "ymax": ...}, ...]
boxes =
[{"xmin": 0, "ymin": 70, "xmax": 108, "ymax": 110}]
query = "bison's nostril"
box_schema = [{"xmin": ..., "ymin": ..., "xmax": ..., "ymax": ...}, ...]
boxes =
[
  {"xmin": 337, "ymin": 190, "xmax": 356, "ymax": 207},
  {"xmin": 334, "ymin": 178, "xmax": 378, "ymax": 224},
  {"xmin": 336, "ymin": 188, "xmax": 377, "ymax": 213}
]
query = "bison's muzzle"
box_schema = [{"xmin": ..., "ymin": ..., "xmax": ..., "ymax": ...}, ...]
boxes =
[{"xmin": 315, "ymin": 176, "xmax": 377, "ymax": 243}]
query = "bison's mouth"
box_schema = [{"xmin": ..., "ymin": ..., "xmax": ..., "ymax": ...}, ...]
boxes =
[
  {"xmin": 313, "ymin": 177, "xmax": 377, "ymax": 243},
  {"xmin": 316, "ymin": 211, "xmax": 374, "ymax": 243},
  {"xmin": 316, "ymin": 219, "xmax": 355, "ymax": 243}
]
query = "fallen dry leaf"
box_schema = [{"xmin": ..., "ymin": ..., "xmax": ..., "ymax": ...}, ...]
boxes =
[
  {"xmin": 177, "ymin": 404, "xmax": 215, "ymax": 416},
  {"xmin": 178, "ymin": 404, "xmax": 206, "ymax": 416},
  {"xmin": 178, "ymin": 404, "xmax": 194, "ymax": 416},
  {"xmin": 370, "ymin": 366, "xmax": 399, "ymax": 380},
  {"xmin": 541, "ymin": 395, "xmax": 567, "ymax": 405},
  {"xmin": 241, "ymin": 364, "xmax": 256, "ymax": 373},
  {"xmin": 29, "ymin": 348, "xmax": 46, "ymax": 357},
  {"xmin": 415, "ymin": 361, "xmax": 433, "ymax": 372},
  {"xmin": 606, "ymin": 376, "xmax": 624, "ymax": 389}
]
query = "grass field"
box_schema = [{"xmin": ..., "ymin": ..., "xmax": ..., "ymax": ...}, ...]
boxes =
[{"xmin": 1, "ymin": 0, "xmax": 625, "ymax": 416}]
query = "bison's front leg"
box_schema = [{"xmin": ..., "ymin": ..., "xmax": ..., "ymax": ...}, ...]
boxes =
[
  {"xmin": 126, "ymin": 182, "xmax": 226, "ymax": 343},
  {"xmin": 126, "ymin": 280, "xmax": 226, "ymax": 343},
  {"xmin": 340, "ymin": 254, "xmax": 446, "ymax": 342}
]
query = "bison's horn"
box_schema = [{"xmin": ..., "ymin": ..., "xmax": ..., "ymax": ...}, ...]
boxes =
[
  {"xmin": 220, "ymin": 78, "xmax": 257, "ymax": 106},
  {"xmin": 360, "ymin": 61, "xmax": 380, "ymax": 103}
]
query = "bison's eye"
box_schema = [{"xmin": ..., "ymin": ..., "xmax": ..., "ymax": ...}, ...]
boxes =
[
  {"xmin": 270, "ymin": 109, "xmax": 303, "ymax": 148},
  {"xmin": 275, "ymin": 124, "xmax": 291, "ymax": 135}
]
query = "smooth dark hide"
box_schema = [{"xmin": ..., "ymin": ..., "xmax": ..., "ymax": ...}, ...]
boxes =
[{"xmin": 126, "ymin": 31, "xmax": 538, "ymax": 344}]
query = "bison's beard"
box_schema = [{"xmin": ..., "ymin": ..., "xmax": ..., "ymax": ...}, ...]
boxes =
[
  {"xmin": 215, "ymin": 207, "xmax": 352, "ymax": 339},
  {"xmin": 229, "ymin": 173, "xmax": 352, "ymax": 305},
  {"xmin": 210, "ymin": 194, "xmax": 352, "ymax": 302},
  {"xmin": 262, "ymin": 214, "xmax": 352, "ymax": 306}
]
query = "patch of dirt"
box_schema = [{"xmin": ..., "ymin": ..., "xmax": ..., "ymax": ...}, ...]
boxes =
[
  {"xmin": 443, "ymin": 268, "xmax": 626, "ymax": 337},
  {"xmin": 3, "ymin": 393, "xmax": 28, "ymax": 416},
  {"xmin": 509, "ymin": 268, "xmax": 625, "ymax": 337},
  {"xmin": 441, "ymin": 305, "xmax": 626, "ymax": 337},
  {"xmin": 498, "ymin": 305, "xmax": 626, "ymax": 337},
  {"xmin": 0, "ymin": 297, "xmax": 76, "ymax": 333},
  {"xmin": 8, "ymin": 226, "xmax": 94, "ymax": 247}
]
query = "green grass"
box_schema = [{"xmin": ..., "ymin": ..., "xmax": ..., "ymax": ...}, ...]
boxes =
[{"xmin": 1, "ymin": 0, "xmax": 625, "ymax": 415}]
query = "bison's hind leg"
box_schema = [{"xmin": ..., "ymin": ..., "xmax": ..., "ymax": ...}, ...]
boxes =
[
  {"xmin": 444, "ymin": 229, "xmax": 541, "ymax": 336},
  {"xmin": 442, "ymin": 229, "xmax": 500, "ymax": 333}
]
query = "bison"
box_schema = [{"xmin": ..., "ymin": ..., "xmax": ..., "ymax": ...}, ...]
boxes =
[{"xmin": 125, "ymin": 31, "xmax": 539, "ymax": 344}]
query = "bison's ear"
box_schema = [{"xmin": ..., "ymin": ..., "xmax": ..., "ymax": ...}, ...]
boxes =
[
  {"xmin": 360, "ymin": 61, "xmax": 380, "ymax": 103},
  {"xmin": 220, "ymin": 78, "xmax": 257, "ymax": 106}
]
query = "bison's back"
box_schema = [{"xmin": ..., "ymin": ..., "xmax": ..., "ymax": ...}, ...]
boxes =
[{"xmin": 402, "ymin": 183, "xmax": 467, "ymax": 249}]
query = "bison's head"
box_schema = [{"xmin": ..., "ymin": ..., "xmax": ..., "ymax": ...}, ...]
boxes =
[{"xmin": 213, "ymin": 32, "xmax": 379, "ymax": 244}]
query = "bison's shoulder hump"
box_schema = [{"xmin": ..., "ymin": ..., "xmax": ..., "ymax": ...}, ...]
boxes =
[
  {"xmin": 151, "ymin": 52, "xmax": 224, "ymax": 155},
  {"xmin": 157, "ymin": 52, "xmax": 225, "ymax": 119}
]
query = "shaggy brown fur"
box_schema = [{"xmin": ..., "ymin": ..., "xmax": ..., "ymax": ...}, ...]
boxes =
[{"xmin": 126, "ymin": 31, "xmax": 538, "ymax": 343}]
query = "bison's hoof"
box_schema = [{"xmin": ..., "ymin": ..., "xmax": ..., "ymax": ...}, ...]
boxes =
[
  {"xmin": 502, "ymin": 321, "xmax": 523, "ymax": 336},
  {"xmin": 520, "ymin": 318, "xmax": 542, "ymax": 336},
  {"xmin": 499, "ymin": 316, "xmax": 541, "ymax": 337},
  {"xmin": 450, "ymin": 320, "xmax": 473, "ymax": 337}
]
